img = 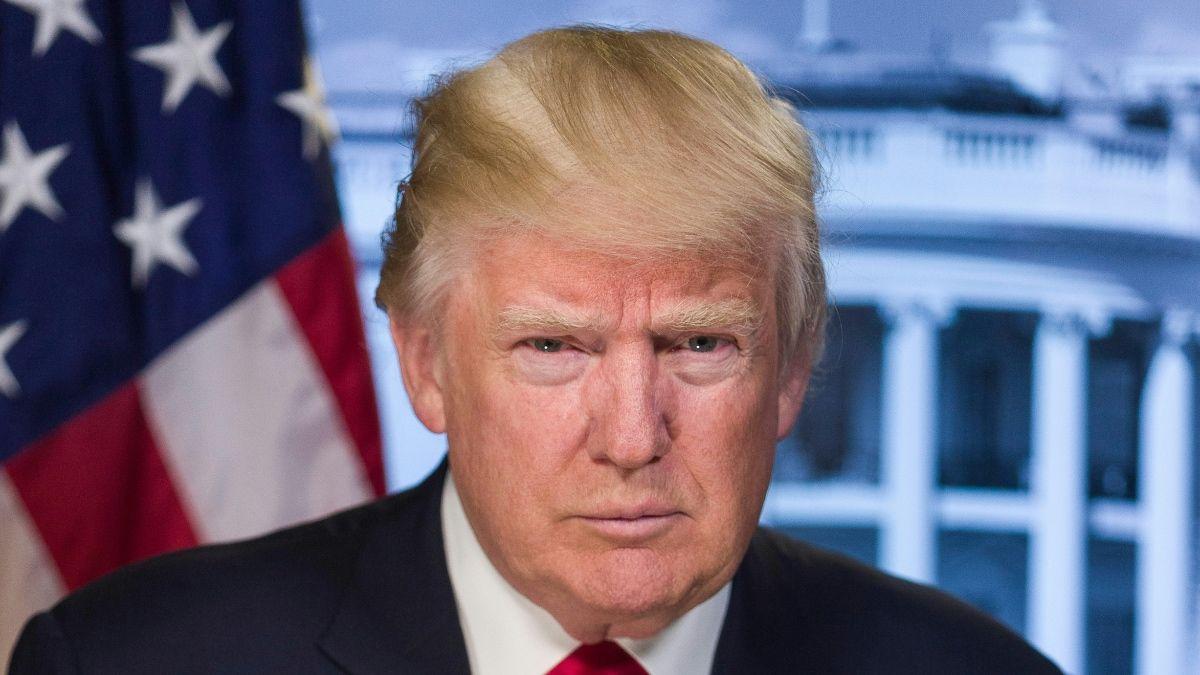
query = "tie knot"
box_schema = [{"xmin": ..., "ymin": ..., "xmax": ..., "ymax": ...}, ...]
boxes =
[{"xmin": 546, "ymin": 640, "xmax": 649, "ymax": 675}]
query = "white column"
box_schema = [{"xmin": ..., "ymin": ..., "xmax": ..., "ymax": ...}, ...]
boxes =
[
  {"xmin": 1027, "ymin": 311, "xmax": 1091, "ymax": 674},
  {"xmin": 1136, "ymin": 311, "xmax": 1195, "ymax": 675},
  {"xmin": 879, "ymin": 301, "xmax": 950, "ymax": 584}
]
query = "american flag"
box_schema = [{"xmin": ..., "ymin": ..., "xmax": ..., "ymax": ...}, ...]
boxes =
[{"xmin": 0, "ymin": 0, "xmax": 385, "ymax": 660}]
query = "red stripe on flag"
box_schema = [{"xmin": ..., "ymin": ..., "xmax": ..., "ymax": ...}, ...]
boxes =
[
  {"xmin": 5, "ymin": 383, "xmax": 199, "ymax": 590},
  {"xmin": 275, "ymin": 229, "xmax": 386, "ymax": 496}
]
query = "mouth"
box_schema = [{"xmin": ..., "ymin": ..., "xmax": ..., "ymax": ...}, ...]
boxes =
[{"xmin": 577, "ymin": 505, "xmax": 685, "ymax": 540}]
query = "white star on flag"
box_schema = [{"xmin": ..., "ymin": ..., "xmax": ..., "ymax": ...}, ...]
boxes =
[
  {"xmin": 3, "ymin": 0, "xmax": 102, "ymax": 56},
  {"xmin": 276, "ymin": 58, "xmax": 339, "ymax": 160},
  {"xmin": 132, "ymin": 1, "xmax": 232, "ymax": 113},
  {"xmin": 0, "ymin": 319, "xmax": 29, "ymax": 398},
  {"xmin": 0, "ymin": 121, "xmax": 70, "ymax": 232},
  {"xmin": 114, "ymin": 179, "xmax": 202, "ymax": 287}
]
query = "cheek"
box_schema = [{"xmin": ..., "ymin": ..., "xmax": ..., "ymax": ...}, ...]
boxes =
[
  {"xmin": 673, "ymin": 378, "xmax": 778, "ymax": 510},
  {"xmin": 446, "ymin": 371, "xmax": 593, "ymax": 568},
  {"xmin": 448, "ymin": 362, "xmax": 590, "ymax": 487},
  {"xmin": 675, "ymin": 376, "xmax": 777, "ymax": 451}
]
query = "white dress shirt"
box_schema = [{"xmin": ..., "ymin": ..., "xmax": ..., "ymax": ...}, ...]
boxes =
[{"xmin": 441, "ymin": 471, "xmax": 731, "ymax": 675}]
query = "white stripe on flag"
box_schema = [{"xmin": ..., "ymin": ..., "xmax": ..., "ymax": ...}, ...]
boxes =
[
  {"xmin": 141, "ymin": 279, "xmax": 373, "ymax": 542},
  {"xmin": 0, "ymin": 471, "xmax": 66, "ymax": 664}
]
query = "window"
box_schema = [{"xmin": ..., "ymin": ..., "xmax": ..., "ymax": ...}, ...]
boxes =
[
  {"xmin": 776, "ymin": 306, "xmax": 883, "ymax": 483},
  {"xmin": 1086, "ymin": 539, "xmax": 1135, "ymax": 675},
  {"xmin": 1086, "ymin": 320, "xmax": 1154, "ymax": 500},
  {"xmin": 784, "ymin": 526, "xmax": 878, "ymax": 566},
  {"xmin": 938, "ymin": 310, "xmax": 1036, "ymax": 489}
]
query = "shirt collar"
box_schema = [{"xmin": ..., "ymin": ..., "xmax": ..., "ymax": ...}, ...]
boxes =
[{"xmin": 441, "ymin": 470, "xmax": 730, "ymax": 675}]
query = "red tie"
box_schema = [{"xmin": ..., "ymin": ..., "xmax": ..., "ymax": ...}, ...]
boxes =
[{"xmin": 545, "ymin": 640, "xmax": 649, "ymax": 675}]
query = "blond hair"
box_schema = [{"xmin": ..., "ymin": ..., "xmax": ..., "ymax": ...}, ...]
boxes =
[{"xmin": 376, "ymin": 26, "xmax": 826, "ymax": 368}]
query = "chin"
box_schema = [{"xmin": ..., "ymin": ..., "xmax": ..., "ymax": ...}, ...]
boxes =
[{"xmin": 573, "ymin": 548, "xmax": 689, "ymax": 618}]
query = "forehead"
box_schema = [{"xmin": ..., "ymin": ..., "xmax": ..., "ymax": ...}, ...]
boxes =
[{"xmin": 463, "ymin": 234, "xmax": 770, "ymax": 318}]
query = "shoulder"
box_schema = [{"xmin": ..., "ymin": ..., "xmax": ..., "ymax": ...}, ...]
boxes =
[
  {"xmin": 9, "ymin": 479, "xmax": 437, "ymax": 674},
  {"xmin": 52, "ymin": 493, "xmax": 393, "ymax": 619},
  {"xmin": 718, "ymin": 528, "xmax": 1062, "ymax": 674}
]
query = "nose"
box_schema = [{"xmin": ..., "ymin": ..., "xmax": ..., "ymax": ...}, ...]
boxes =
[{"xmin": 586, "ymin": 343, "xmax": 671, "ymax": 469}]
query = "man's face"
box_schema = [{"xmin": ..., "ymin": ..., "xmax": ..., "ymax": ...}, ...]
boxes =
[{"xmin": 398, "ymin": 233, "xmax": 806, "ymax": 639}]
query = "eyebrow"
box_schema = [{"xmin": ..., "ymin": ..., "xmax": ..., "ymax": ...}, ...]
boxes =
[
  {"xmin": 492, "ymin": 299, "xmax": 763, "ymax": 338},
  {"xmin": 652, "ymin": 299, "xmax": 764, "ymax": 336},
  {"xmin": 493, "ymin": 306, "xmax": 609, "ymax": 336}
]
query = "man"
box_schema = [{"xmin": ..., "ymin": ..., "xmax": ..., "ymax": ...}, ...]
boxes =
[{"xmin": 10, "ymin": 27, "xmax": 1060, "ymax": 674}]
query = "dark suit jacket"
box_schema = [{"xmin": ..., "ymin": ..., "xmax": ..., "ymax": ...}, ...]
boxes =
[{"xmin": 9, "ymin": 461, "xmax": 1061, "ymax": 674}]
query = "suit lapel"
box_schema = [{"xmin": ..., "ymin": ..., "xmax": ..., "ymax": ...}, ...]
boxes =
[
  {"xmin": 710, "ymin": 556, "xmax": 769, "ymax": 674},
  {"xmin": 317, "ymin": 460, "xmax": 472, "ymax": 674},
  {"xmin": 710, "ymin": 530, "xmax": 813, "ymax": 674}
]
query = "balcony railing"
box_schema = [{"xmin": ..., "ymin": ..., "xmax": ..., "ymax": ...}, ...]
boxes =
[{"xmin": 802, "ymin": 110, "xmax": 1199, "ymax": 240}]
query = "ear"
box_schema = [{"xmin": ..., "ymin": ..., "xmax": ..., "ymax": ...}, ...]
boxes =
[
  {"xmin": 775, "ymin": 359, "xmax": 811, "ymax": 441},
  {"xmin": 389, "ymin": 315, "xmax": 447, "ymax": 434}
]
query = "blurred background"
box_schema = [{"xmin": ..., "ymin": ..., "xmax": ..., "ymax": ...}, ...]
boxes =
[{"xmin": 311, "ymin": 1, "xmax": 1199, "ymax": 673}]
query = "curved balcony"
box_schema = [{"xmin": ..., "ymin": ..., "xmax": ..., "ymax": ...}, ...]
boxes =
[{"xmin": 803, "ymin": 110, "xmax": 1200, "ymax": 242}]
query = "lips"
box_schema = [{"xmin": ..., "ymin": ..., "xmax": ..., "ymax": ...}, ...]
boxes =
[
  {"xmin": 576, "ymin": 501, "xmax": 685, "ymax": 540},
  {"xmin": 586, "ymin": 501, "xmax": 680, "ymax": 521}
]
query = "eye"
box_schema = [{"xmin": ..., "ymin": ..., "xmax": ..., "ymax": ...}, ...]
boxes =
[
  {"xmin": 669, "ymin": 334, "xmax": 739, "ymax": 385},
  {"xmin": 528, "ymin": 338, "xmax": 566, "ymax": 353},
  {"xmin": 684, "ymin": 336, "xmax": 725, "ymax": 353},
  {"xmin": 514, "ymin": 337, "xmax": 587, "ymax": 385}
]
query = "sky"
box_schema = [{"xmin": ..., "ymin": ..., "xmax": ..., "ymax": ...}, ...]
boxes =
[{"xmin": 307, "ymin": 0, "xmax": 1200, "ymax": 93}]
